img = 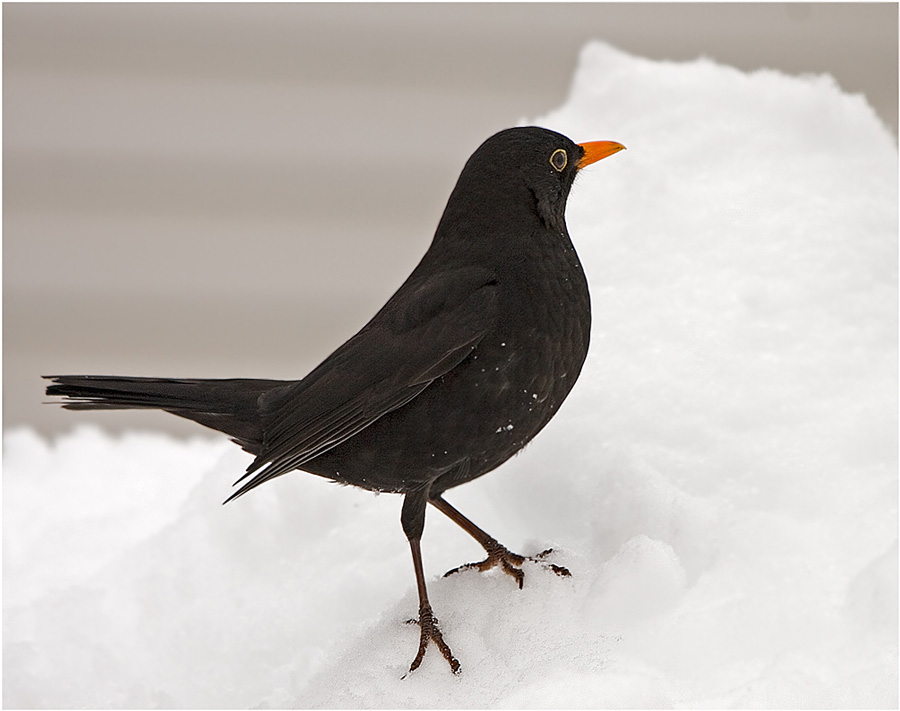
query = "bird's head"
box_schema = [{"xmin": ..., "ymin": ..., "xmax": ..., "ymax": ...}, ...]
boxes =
[{"xmin": 442, "ymin": 126, "xmax": 625, "ymax": 238}]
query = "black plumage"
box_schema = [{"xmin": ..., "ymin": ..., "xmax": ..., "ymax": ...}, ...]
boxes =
[{"xmin": 45, "ymin": 126, "xmax": 624, "ymax": 673}]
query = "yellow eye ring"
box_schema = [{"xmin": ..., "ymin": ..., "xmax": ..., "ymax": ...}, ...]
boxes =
[{"xmin": 550, "ymin": 148, "xmax": 568, "ymax": 171}]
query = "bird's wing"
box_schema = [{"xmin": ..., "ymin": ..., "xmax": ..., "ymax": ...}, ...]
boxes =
[{"xmin": 225, "ymin": 265, "xmax": 499, "ymax": 501}]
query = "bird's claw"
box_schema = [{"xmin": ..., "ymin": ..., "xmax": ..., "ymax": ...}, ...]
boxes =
[
  {"xmin": 532, "ymin": 547, "xmax": 573, "ymax": 578},
  {"xmin": 444, "ymin": 543, "xmax": 571, "ymax": 589},
  {"xmin": 404, "ymin": 603, "xmax": 460, "ymax": 676}
]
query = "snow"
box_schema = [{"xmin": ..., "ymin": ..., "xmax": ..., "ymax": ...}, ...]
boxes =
[{"xmin": 4, "ymin": 42, "xmax": 897, "ymax": 708}]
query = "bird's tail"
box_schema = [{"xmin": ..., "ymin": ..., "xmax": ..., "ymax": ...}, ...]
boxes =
[{"xmin": 43, "ymin": 375, "xmax": 290, "ymax": 452}]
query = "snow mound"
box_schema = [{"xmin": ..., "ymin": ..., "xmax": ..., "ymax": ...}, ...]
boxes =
[{"xmin": 4, "ymin": 42, "xmax": 897, "ymax": 708}]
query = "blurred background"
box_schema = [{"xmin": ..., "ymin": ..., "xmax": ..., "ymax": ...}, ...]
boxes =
[{"xmin": 4, "ymin": 3, "xmax": 897, "ymax": 437}]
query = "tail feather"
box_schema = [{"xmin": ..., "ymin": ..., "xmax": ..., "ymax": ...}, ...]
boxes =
[{"xmin": 44, "ymin": 375, "xmax": 291, "ymax": 452}]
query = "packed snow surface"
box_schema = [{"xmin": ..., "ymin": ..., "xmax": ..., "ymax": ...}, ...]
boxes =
[{"xmin": 4, "ymin": 42, "xmax": 897, "ymax": 708}]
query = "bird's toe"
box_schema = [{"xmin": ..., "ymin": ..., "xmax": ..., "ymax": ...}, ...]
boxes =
[
  {"xmin": 443, "ymin": 543, "xmax": 569, "ymax": 587},
  {"xmin": 404, "ymin": 603, "xmax": 460, "ymax": 676}
]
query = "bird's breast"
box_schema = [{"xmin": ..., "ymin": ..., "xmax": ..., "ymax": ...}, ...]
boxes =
[{"xmin": 446, "ymin": 235, "xmax": 591, "ymax": 464}]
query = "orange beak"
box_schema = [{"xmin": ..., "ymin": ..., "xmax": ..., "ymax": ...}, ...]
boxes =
[{"xmin": 577, "ymin": 140, "xmax": 626, "ymax": 170}]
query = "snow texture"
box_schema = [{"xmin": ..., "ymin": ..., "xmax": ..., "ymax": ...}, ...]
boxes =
[{"xmin": 4, "ymin": 42, "xmax": 897, "ymax": 708}]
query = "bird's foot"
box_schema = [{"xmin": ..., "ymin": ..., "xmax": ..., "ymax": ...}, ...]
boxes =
[
  {"xmin": 444, "ymin": 541, "xmax": 571, "ymax": 589},
  {"xmin": 404, "ymin": 602, "xmax": 460, "ymax": 676}
]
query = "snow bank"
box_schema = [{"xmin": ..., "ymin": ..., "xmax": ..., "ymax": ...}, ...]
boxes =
[{"xmin": 4, "ymin": 42, "xmax": 897, "ymax": 708}]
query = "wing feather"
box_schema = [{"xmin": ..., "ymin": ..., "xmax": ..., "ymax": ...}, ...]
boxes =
[{"xmin": 225, "ymin": 265, "xmax": 499, "ymax": 501}]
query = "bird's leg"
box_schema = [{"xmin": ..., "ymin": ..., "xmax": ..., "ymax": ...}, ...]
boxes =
[
  {"xmin": 401, "ymin": 487, "xmax": 460, "ymax": 675},
  {"xmin": 429, "ymin": 495, "xmax": 571, "ymax": 589}
]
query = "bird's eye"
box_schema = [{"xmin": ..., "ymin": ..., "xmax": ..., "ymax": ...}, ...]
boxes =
[{"xmin": 549, "ymin": 148, "xmax": 568, "ymax": 172}]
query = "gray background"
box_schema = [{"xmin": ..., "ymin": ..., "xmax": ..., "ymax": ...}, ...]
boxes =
[{"xmin": 4, "ymin": 3, "xmax": 897, "ymax": 437}]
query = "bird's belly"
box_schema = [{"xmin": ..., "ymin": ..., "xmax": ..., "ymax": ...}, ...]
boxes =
[{"xmin": 302, "ymin": 314, "xmax": 588, "ymax": 494}]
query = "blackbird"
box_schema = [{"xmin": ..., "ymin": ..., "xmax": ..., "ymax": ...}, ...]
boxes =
[{"xmin": 44, "ymin": 126, "xmax": 624, "ymax": 674}]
